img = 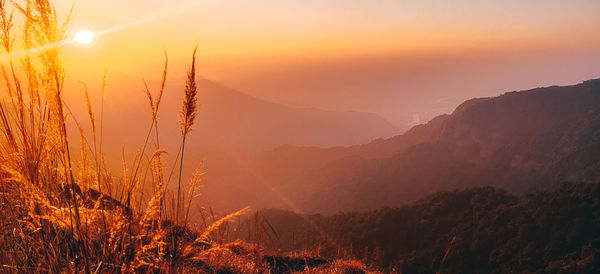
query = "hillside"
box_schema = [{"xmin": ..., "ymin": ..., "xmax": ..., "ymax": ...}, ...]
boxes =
[
  {"xmin": 194, "ymin": 111, "xmax": 450, "ymax": 213},
  {"xmin": 247, "ymin": 183, "xmax": 600, "ymax": 273},
  {"xmin": 239, "ymin": 79, "xmax": 600, "ymax": 213}
]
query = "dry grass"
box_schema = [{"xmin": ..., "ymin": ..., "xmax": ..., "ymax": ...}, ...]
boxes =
[{"xmin": 0, "ymin": 1, "xmax": 376, "ymax": 273}]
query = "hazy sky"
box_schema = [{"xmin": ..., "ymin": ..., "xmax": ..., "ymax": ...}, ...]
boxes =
[{"xmin": 57, "ymin": 0, "xmax": 600, "ymax": 126}]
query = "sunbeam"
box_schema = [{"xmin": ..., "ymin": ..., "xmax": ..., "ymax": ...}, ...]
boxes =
[{"xmin": 0, "ymin": 0, "xmax": 215, "ymax": 61}]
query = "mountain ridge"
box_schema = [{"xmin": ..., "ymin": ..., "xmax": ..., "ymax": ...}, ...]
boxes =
[{"xmin": 235, "ymin": 78, "xmax": 600, "ymax": 213}]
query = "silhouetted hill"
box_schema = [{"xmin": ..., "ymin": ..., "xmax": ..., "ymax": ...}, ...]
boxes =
[
  {"xmin": 247, "ymin": 183, "xmax": 600, "ymax": 273},
  {"xmin": 247, "ymin": 79, "xmax": 600, "ymax": 213}
]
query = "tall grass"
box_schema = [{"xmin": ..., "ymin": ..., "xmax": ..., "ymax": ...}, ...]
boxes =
[
  {"xmin": 0, "ymin": 1, "xmax": 254, "ymax": 272},
  {"xmin": 0, "ymin": 1, "xmax": 374, "ymax": 272},
  {"xmin": 177, "ymin": 45, "xmax": 198, "ymax": 226}
]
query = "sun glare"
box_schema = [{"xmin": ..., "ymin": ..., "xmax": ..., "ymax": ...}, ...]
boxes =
[{"xmin": 73, "ymin": 30, "xmax": 94, "ymax": 45}]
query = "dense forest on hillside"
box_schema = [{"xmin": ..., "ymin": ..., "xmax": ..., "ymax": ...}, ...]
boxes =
[{"xmin": 242, "ymin": 182, "xmax": 600, "ymax": 273}]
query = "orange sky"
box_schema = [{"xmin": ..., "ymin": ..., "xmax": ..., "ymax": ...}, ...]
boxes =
[{"xmin": 54, "ymin": 0, "xmax": 600, "ymax": 126}]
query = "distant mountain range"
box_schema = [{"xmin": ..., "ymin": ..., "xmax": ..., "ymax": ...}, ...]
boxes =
[
  {"xmin": 198, "ymin": 78, "xmax": 600, "ymax": 214},
  {"xmin": 189, "ymin": 79, "xmax": 401, "ymax": 152},
  {"xmin": 86, "ymin": 73, "xmax": 400, "ymax": 156}
]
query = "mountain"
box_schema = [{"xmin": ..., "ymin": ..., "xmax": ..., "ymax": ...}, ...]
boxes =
[
  {"xmin": 192, "ymin": 112, "xmax": 450, "ymax": 214},
  {"xmin": 190, "ymin": 79, "xmax": 400, "ymax": 152},
  {"xmin": 63, "ymin": 72, "xmax": 400, "ymax": 213},
  {"xmin": 243, "ymin": 79, "xmax": 600, "ymax": 213},
  {"xmin": 74, "ymin": 73, "xmax": 400, "ymax": 156},
  {"xmin": 254, "ymin": 114, "xmax": 450, "ymax": 183}
]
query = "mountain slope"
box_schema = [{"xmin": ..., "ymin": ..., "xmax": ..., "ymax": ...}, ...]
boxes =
[
  {"xmin": 250, "ymin": 79, "xmax": 600, "ymax": 213},
  {"xmin": 254, "ymin": 114, "xmax": 449, "ymax": 182}
]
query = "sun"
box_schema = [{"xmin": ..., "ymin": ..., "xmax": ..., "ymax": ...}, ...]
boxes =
[{"xmin": 73, "ymin": 30, "xmax": 95, "ymax": 45}]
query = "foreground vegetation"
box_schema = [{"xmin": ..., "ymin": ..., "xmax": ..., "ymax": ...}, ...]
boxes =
[
  {"xmin": 249, "ymin": 183, "xmax": 600, "ymax": 273},
  {"xmin": 0, "ymin": 1, "xmax": 371, "ymax": 272}
]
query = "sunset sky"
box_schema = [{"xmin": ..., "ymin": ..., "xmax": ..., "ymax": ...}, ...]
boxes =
[{"xmin": 58, "ymin": 0, "xmax": 600, "ymax": 126}]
